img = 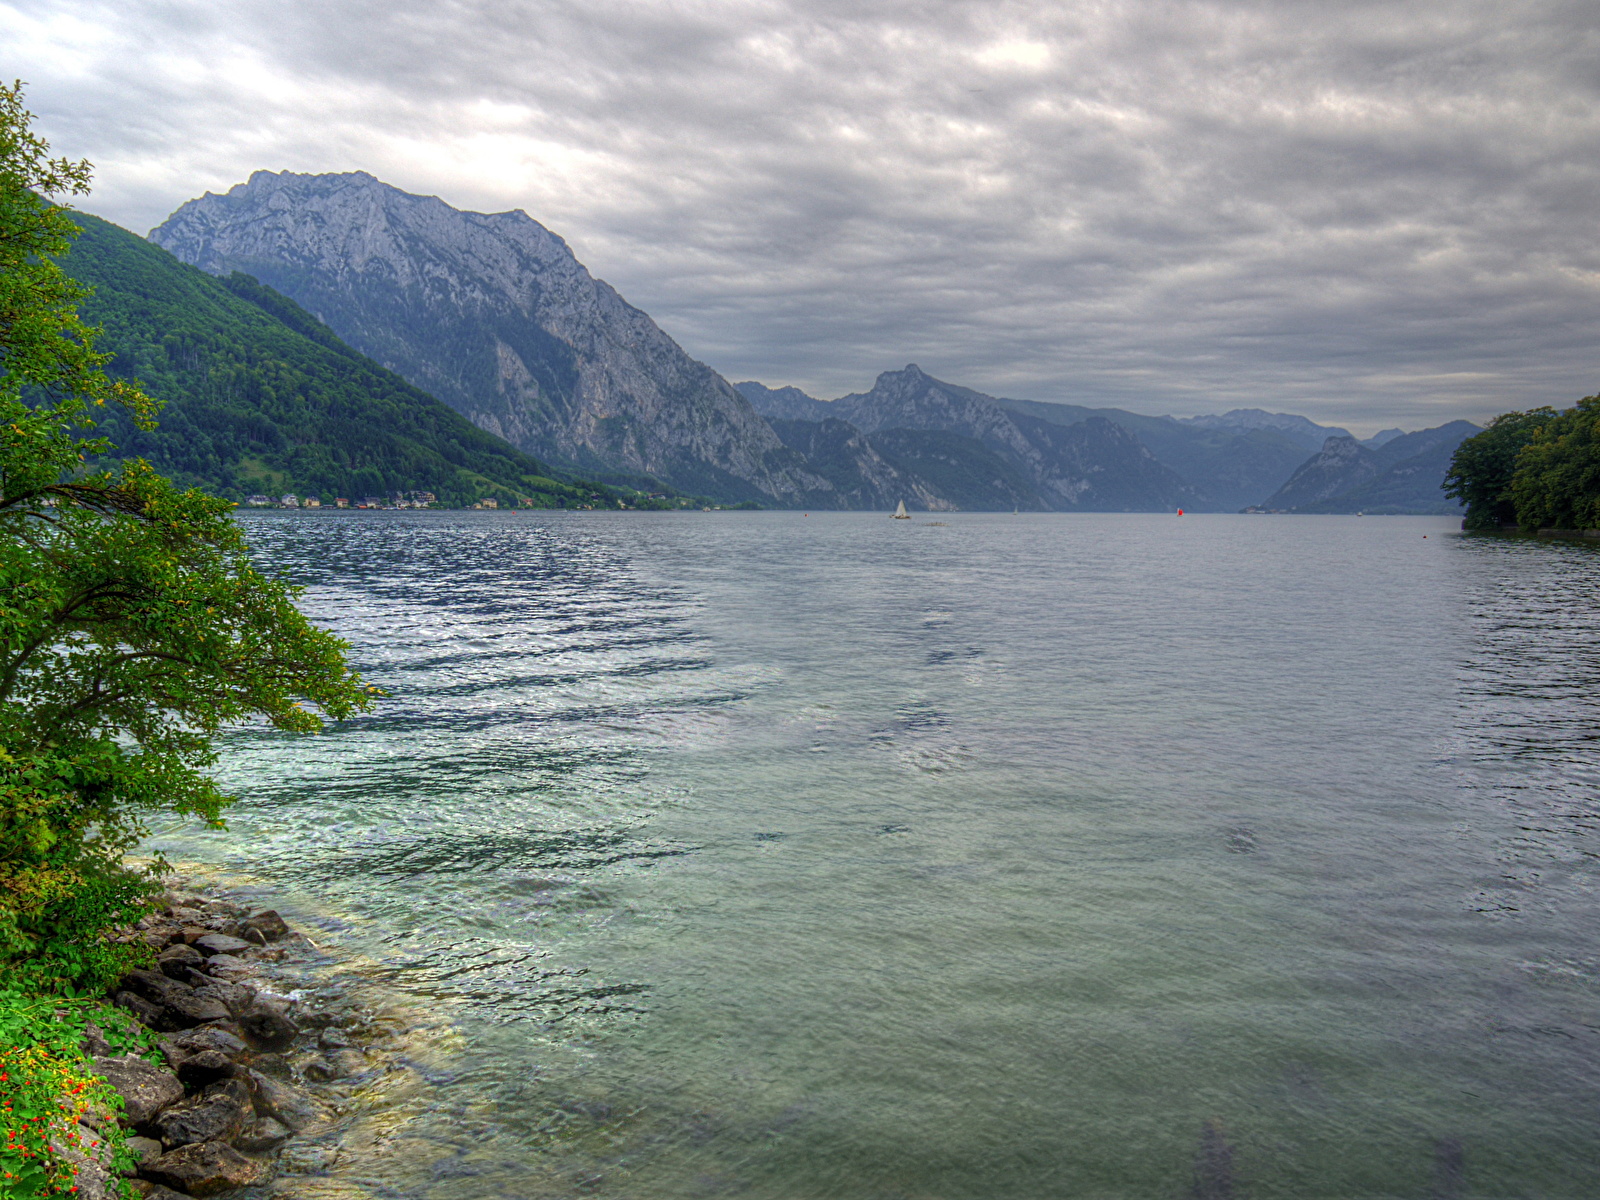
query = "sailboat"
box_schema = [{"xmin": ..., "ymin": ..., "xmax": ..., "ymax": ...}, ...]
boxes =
[{"xmin": 892, "ymin": 500, "xmax": 911, "ymax": 519}]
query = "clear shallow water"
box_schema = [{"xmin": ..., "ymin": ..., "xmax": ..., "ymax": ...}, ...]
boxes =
[{"xmin": 155, "ymin": 511, "xmax": 1600, "ymax": 1199}]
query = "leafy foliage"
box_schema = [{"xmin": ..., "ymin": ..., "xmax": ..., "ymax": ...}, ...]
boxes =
[
  {"xmin": 59, "ymin": 212, "xmax": 628, "ymax": 508},
  {"xmin": 1505, "ymin": 397, "xmax": 1600, "ymax": 531},
  {"xmin": 0, "ymin": 991, "xmax": 147, "ymax": 1200},
  {"xmin": 1444, "ymin": 408, "xmax": 1557, "ymax": 529},
  {"xmin": 0, "ymin": 81, "xmax": 372, "ymax": 988}
]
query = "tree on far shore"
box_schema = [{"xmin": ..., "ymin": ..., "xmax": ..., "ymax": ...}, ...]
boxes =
[
  {"xmin": 1506, "ymin": 397, "xmax": 1600, "ymax": 532},
  {"xmin": 1444, "ymin": 407, "xmax": 1556, "ymax": 530}
]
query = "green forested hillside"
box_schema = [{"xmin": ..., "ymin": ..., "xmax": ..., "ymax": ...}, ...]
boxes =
[{"xmin": 57, "ymin": 211, "xmax": 627, "ymax": 508}]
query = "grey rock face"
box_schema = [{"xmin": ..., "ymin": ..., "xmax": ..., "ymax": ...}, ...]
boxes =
[
  {"xmin": 736, "ymin": 381, "xmax": 836, "ymax": 422},
  {"xmin": 151, "ymin": 171, "xmax": 826, "ymax": 503},
  {"xmin": 153, "ymin": 1078, "xmax": 251, "ymax": 1148},
  {"xmin": 117, "ymin": 971, "xmax": 230, "ymax": 1031},
  {"xmin": 176, "ymin": 1050, "xmax": 238, "ymax": 1088},
  {"xmin": 48, "ymin": 1123, "xmax": 116, "ymax": 1200},
  {"xmin": 1175, "ymin": 408, "xmax": 1353, "ymax": 447},
  {"xmin": 765, "ymin": 417, "xmax": 962, "ymax": 511},
  {"xmin": 156, "ymin": 944, "xmax": 203, "ymax": 980},
  {"xmin": 192, "ymin": 932, "xmax": 252, "ymax": 957}
]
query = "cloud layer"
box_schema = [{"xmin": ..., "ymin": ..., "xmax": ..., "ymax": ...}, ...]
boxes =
[{"xmin": 7, "ymin": 0, "xmax": 1599, "ymax": 432}]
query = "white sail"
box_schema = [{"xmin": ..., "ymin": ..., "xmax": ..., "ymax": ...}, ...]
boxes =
[{"xmin": 893, "ymin": 500, "xmax": 910, "ymax": 519}]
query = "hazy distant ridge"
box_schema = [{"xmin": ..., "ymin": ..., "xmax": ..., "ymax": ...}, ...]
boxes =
[{"xmin": 1262, "ymin": 422, "xmax": 1481, "ymax": 514}]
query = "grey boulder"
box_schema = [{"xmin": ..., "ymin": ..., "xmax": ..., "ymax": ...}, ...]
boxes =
[
  {"xmin": 143, "ymin": 1141, "xmax": 264, "ymax": 1196},
  {"xmin": 192, "ymin": 933, "xmax": 253, "ymax": 957},
  {"xmin": 90, "ymin": 1055, "xmax": 183, "ymax": 1126},
  {"xmin": 153, "ymin": 1079, "xmax": 251, "ymax": 1148}
]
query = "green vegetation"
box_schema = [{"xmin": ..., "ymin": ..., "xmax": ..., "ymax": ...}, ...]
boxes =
[
  {"xmin": 0, "ymin": 81, "xmax": 378, "ymax": 1195},
  {"xmin": 0, "ymin": 991, "xmax": 155, "ymax": 1199},
  {"xmin": 3, "ymin": 81, "xmax": 371, "ymax": 990},
  {"xmin": 1442, "ymin": 403, "xmax": 1600, "ymax": 530},
  {"xmin": 58, "ymin": 211, "xmax": 645, "ymax": 509},
  {"xmin": 1506, "ymin": 398, "xmax": 1600, "ymax": 531}
]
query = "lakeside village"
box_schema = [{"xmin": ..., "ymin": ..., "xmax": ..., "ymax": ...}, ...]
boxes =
[
  {"xmin": 245, "ymin": 491, "xmax": 446, "ymax": 510},
  {"xmin": 243, "ymin": 490, "xmax": 746, "ymax": 511},
  {"xmin": 240, "ymin": 491, "xmax": 680, "ymax": 511}
]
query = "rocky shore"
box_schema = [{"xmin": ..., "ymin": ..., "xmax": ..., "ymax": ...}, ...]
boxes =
[{"xmin": 73, "ymin": 883, "xmax": 422, "ymax": 1200}]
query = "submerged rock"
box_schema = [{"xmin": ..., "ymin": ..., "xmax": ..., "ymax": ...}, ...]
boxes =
[
  {"xmin": 236, "ymin": 911, "xmax": 292, "ymax": 943},
  {"xmin": 234, "ymin": 1116, "xmax": 292, "ymax": 1152},
  {"xmin": 246, "ymin": 1070, "xmax": 320, "ymax": 1133},
  {"xmin": 238, "ymin": 1003, "xmax": 298, "ymax": 1052}
]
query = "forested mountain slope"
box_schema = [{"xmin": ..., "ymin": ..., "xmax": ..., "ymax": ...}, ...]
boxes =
[{"xmin": 61, "ymin": 211, "xmax": 622, "ymax": 508}]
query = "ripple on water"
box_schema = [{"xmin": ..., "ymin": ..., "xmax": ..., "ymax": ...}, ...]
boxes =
[{"xmin": 150, "ymin": 512, "xmax": 1600, "ymax": 1199}]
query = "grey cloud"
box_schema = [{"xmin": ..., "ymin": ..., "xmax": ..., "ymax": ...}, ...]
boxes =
[{"xmin": 7, "ymin": 0, "xmax": 1600, "ymax": 432}]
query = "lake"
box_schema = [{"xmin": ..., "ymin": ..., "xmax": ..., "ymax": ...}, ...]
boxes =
[{"xmin": 156, "ymin": 510, "xmax": 1600, "ymax": 1199}]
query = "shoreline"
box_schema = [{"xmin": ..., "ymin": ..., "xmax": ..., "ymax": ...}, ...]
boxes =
[{"xmin": 81, "ymin": 872, "xmax": 453, "ymax": 1200}]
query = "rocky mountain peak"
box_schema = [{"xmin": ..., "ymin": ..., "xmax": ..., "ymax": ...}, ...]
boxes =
[{"xmin": 150, "ymin": 172, "xmax": 825, "ymax": 502}]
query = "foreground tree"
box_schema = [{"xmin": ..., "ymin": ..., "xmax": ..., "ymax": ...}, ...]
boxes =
[
  {"xmin": 0, "ymin": 82, "xmax": 372, "ymax": 989},
  {"xmin": 1443, "ymin": 407, "xmax": 1556, "ymax": 530}
]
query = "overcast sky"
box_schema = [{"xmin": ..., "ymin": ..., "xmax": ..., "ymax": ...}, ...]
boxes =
[{"xmin": 6, "ymin": 0, "xmax": 1598, "ymax": 433}]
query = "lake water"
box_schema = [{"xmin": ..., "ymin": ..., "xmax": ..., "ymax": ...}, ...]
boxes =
[{"xmin": 157, "ymin": 511, "xmax": 1600, "ymax": 1199}]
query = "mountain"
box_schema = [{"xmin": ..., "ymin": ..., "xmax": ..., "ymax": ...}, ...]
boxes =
[
  {"xmin": 765, "ymin": 417, "xmax": 1042, "ymax": 511},
  {"xmin": 1260, "ymin": 420, "xmax": 1482, "ymax": 514},
  {"xmin": 150, "ymin": 171, "xmax": 825, "ymax": 503},
  {"xmin": 735, "ymin": 382, "xmax": 834, "ymax": 422},
  {"xmin": 1259, "ymin": 437, "xmax": 1380, "ymax": 510},
  {"xmin": 60, "ymin": 210, "xmax": 627, "ymax": 508},
  {"xmin": 989, "ymin": 397, "xmax": 1342, "ymax": 511},
  {"xmin": 826, "ymin": 366, "xmax": 1195, "ymax": 511},
  {"xmin": 1363, "ymin": 428, "xmax": 1405, "ymax": 448},
  {"xmin": 1173, "ymin": 408, "xmax": 1354, "ymax": 444}
]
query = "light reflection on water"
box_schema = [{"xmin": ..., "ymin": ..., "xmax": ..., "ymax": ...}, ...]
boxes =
[{"xmin": 154, "ymin": 511, "xmax": 1600, "ymax": 1198}]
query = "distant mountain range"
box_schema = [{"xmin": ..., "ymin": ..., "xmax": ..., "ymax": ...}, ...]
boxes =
[
  {"xmin": 1257, "ymin": 422, "xmax": 1482, "ymax": 514},
  {"xmin": 744, "ymin": 367, "xmax": 1196, "ymax": 511},
  {"xmin": 134, "ymin": 169, "xmax": 1475, "ymax": 514},
  {"xmin": 738, "ymin": 374, "xmax": 1475, "ymax": 513}
]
